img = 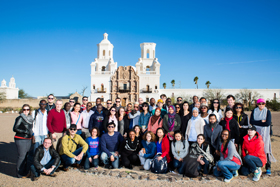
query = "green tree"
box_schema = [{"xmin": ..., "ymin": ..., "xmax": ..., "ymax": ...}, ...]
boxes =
[
  {"xmin": 163, "ymin": 83, "xmax": 166, "ymax": 89},
  {"xmin": 205, "ymin": 81, "xmax": 211, "ymax": 89},
  {"xmin": 171, "ymin": 80, "xmax": 175, "ymax": 88},
  {"xmin": 194, "ymin": 76, "xmax": 199, "ymax": 89},
  {"xmin": 19, "ymin": 89, "xmax": 28, "ymax": 99}
]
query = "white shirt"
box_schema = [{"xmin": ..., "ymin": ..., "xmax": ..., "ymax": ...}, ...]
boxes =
[
  {"xmin": 82, "ymin": 110, "xmax": 94, "ymax": 128},
  {"xmin": 32, "ymin": 109, "xmax": 48, "ymax": 136}
]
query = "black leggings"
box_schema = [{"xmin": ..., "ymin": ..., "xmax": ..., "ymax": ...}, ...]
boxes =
[{"xmin": 121, "ymin": 153, "xmax": 139, "ymax": 167}]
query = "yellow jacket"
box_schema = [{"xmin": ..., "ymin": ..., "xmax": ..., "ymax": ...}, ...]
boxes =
[{"xmin": 59, "ymin": 134, "xmax": 88, "ymax": 158}]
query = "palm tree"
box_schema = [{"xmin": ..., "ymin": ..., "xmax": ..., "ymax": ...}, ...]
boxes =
[
  {"xmin": 205, "ymin": 81, "xmax": 211, "ymax": 89},
  {"xmin": 171, "ymin": 80, "xmax": 175, "ymax": 88},
  {"xmin": 163, "ymin": 83, "xmax": 166, "ymax": 89},
  {"xmin": 194, "ymin": 76, "xmax": 199, "ymax": 89}
]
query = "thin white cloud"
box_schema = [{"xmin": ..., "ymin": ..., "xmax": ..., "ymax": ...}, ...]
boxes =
[{"xmin": 216, "ymin": 59, "xmax": 278, "ymax": 65}]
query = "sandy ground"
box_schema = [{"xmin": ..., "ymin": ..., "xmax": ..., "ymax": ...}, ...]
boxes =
[{"xmin": 1, "ymin": 112, "xmax": 280, "ymax": 187}]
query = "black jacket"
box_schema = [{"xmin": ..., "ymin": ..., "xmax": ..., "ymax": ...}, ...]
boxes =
[
  {"xmin": 33, "ymin": 145, "xmax": 60, "ymax": 170},
  {"xmin": 13, "ymin": 116, "xmax": 33, "ymax": 138},
  {"xmin": 180, "ymin": 113, "xmax": 192, "ymax": 136},
  {"xmin": 219, "ymin": 118, "xmax": 240, "ymax": 144},
  {"xmin": 118, "ymin": 115, "xmax": 130, "ymax": 135},
  {"xmin": 46, "ymin": 103, "xmax": 55, "ymax": 112}
]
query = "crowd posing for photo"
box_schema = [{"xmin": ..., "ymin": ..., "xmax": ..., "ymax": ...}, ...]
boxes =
[{"xmin": 13, "ymin": 94, "xmax": 276, "ymax": 183}]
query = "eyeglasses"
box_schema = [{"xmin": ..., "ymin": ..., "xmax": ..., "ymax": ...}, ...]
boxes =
[
  {"xmin": 258, "ymin": 103, "xmax": 265, "ymax": 105},
  {"xmin": 40, "ymin": 103, "xmax": 46, "ymax": 105},
  {"xmin": 48, "ymin": 97, "xmax": 54, "ymax": 100},
  {"xmin": 107, "ymin": 103, "xmax": 112, "ymax": 105},
  {"xmin": 134, "ymin": 106, "xmax": 139, "ymax": 108},
  {"xmin": 116, "ymin": 101, "xmax": 120, "ymax": 103},
  {"xmin": 235, "ymin": 107, "xmax": 242, "ymax": 109},
  {"xmin": 143, "ymin": 105, "xmax": 148, "ymax": 108},
  {"xmin": 70, "ymin": 101, "xmax": 75, "ymax": 103},
  {"xmin": 108, "ymin": 126, "xmax": 114, "ymax": 129},
  {"xmin": 23, "ymin": 109, "xmax": 30, "ymax": 111},
  {"xmin": 70, "ymin": 128, "xmax": 76, "ymax": 131},
  {"xmin": 43, "ymin": 142, "xmax": 52, "ymax": 145}
]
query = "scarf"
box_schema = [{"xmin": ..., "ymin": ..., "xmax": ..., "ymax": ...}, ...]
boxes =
[
  {"xmin": 20, "ymin": 113, "xmax": 33, "ymax": 124},
  {"xmin": 124, "ymin": 137, "xmax": 139, "ymax": 151},
  {"xmin": 167, "ymin": 105, "xmax": 176, "ymax": 129},
  {"xmin": 253, "ymin": 107, "xmax": 268, "ymax": 121},
  {"xmin": 151, "ymin": 115, "xmax": 160, "ymax": 126},
  {"xmin": 225, "ymin": 117, "xmax": 232, "ymax": 131}
]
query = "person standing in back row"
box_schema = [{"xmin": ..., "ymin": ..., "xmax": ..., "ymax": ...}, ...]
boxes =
[
  {"xmin": 82, "ymin": 102, "xmax": 94, "ymax": 139},
  {"xmin": 80, "ymin": 96, "xmax": 88, "ymax": 112},
  {"xmin": 47, "ymin": 100, "xmax": 66, "ymax": 151},
  {"xmin": 46, "ymin": 94, "xmax": 56, "ymax": 112}
]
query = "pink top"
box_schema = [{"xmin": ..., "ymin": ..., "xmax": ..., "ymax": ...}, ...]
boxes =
[
  {"xmin": 147, "ymin": 117, "xmax": 163, "ymax": 134},
  {"xmin": 70, "ymin": 111, "xmax": 84, "ymax": 130},
  {"xmin": 109, "ymin": 115, "xmax": 118, "ymax": 132}
]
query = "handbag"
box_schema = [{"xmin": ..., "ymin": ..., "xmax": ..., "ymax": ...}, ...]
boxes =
[{"xmin": 150, "ymin": 153, "xmax": 168, "ymax": 174}]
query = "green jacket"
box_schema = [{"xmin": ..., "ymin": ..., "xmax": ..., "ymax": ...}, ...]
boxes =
[
  {"xmin": 60, "ymin": 134, "xmax": 88, "ymax": 158},
  {"xmin": 162, "ymin": 113, "xmax": 181, "ymax": 133}
]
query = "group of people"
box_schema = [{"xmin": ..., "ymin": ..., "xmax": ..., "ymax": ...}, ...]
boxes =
[{"xmin": 13, "ymin": 93, "xmax": 275, "ymax": 183}]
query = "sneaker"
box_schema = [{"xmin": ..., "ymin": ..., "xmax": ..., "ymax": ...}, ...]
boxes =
[
  {"xmin": 233, "ymin": 170, "xmax": 239, "ymax": 177},
  {"xmin": 49, "ymin": 173, "xmax": 57, "ymax": 177},
  {"xmin": 105, "ymin": 164, "xmax": 113, "ymax": 169},
  {"xmin": 62, "ymin": 167, "xmax": 69, "ymax": 172},
  {"xmin": 253, "ymin": 167, "xmax": 262, "ymax": 182},
  {"xmin": 224, "ymin": 177, "xmax": 233, "ymax": 183},
  {"xmin": 266, "ymin": 169, "xmax": 271, "ymax": 175}
]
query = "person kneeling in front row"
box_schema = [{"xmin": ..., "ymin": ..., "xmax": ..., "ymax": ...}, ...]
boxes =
[
  {"xmin": 30, "ymin": 138, "xmax": 61, "ymax": 181},
  {"xmin": 100, "ymin": 122, "xmax": 124, "ymax": 169},
  {"xmin": 59, "ymin": 124, "xmax": 89, "ymax": 171},
  {"xmin": 240, "ymin": 125, "xmax": 266, "ymax": 181}
]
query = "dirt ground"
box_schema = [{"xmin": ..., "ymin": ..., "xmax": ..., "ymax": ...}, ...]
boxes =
[{"xmin": 0, "ymin": 112, "xmax": 280, "ymax": 187}]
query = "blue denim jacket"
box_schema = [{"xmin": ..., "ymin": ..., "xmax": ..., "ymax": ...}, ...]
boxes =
[{"xmin": 138, "ymin": 112, "xmax": 151, "ymax": 128}]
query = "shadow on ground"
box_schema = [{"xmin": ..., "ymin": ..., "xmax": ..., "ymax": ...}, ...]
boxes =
[{"xmin": 0, "ymin": 141, "xmax": 17, "ymax": 177}]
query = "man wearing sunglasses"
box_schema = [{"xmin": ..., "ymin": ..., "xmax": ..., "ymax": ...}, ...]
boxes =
[
  {"xmin": 114, "ymin": 97, "xmax": 121, "ymax": 112},
  {"xmin": 60, "ymin": 124, "xmax": 88, "ymax": 171},
  {"xmin": 103, "ymin": 99, "xmax": 112, "ymax": 116},
  {"xmin": 80, "ymin": 96, "xmax": 88, "ymax": 112},
  {"xmin": 163, "ymin": 98, "xmax": 172, "ymax": 111},
  {"xmin": 81, "ymin": 102, "xmax": 94, "ymax": 138},
  {"xmin": 32, "ymin": 99, "xmax": 48, "ymax": 152},
  {"xmin": 128, "ymin": 102, "xmax": 141, "ymax": 129},
  {"xmin": 100, "ymin": 122, "xmax": 124, "ymax": 169},
  {"xmin": 149, "ymin": 98, "xmax": 156, "ymax": 113},
  {"xmin": 46, "ymin": 94, "xmax": 56, "ymax": 112}
]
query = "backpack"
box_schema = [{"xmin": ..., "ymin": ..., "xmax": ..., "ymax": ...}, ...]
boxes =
[
  {"xmin": 181, "ymin": 153, "xmax": 200, "ymax": 178},
  {"xmin": 150, "ymin": 153, "xmax": 168, "ymax": 174}
]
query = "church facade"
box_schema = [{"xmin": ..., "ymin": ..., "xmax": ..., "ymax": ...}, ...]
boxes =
[
  {"xmin": 0, "ymin": 76, "xmax": 19, "ymax": 99},
  {"xmin": 90, "ymin": 33, "xmax": 161, "ymax": 104}
]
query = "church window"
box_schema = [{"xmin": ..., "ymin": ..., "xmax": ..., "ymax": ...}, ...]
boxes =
[
  {"xmin": 155, "ymin": 85, "xmax": 157, "ymax": 89},
  {"xmin": 109, "ymin": 50, "xmax": 111, "ymax": 56},
  {"xmin": 147, "ymin": 49, "xmax": 150, "ymax": 58},
  {"xmin": 102, "ymin": 66, "xmax": 106, "ymax": 71},
  {"xmin": 103, "ymin": 50, "xmax": 105, "ymax": 56}
]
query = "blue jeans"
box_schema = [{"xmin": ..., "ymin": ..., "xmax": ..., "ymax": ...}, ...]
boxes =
[
  {"xmin": 214, "ymin": 160, "xmax": 241, "ymax": 179},
  {"xmin": 240, "ymin": 155, "xmax": 263, "ymax": 176},
  {"xmin": 61, "ymin": 147, "xmax": 84, "ymax": 168},
  {"xmin": 84, "ymin": 156, "xmax": 99, "ymax": 169},
  {"xmin": 197, "ymin": 157, "xmax": 210, "ymax": 174},
  {"xmin": 173, "ymin": 159, "xmax": 183, "ymax": 170},
  {"xmin": 100, "ymin": 152, "xmax": 119, "ymax": 169},
  {"xmin": 30, "ymin": 159, "xmax": 61, "ymax": 177}
]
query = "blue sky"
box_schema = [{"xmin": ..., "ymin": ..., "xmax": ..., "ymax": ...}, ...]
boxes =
[{"xmin": 0, "ymin": 0, "xmax": 279, "ymax": 97}]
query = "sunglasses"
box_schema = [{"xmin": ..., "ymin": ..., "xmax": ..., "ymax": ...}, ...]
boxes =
[
  {"xmin": 177, "ymin": 100, "xmax": 182, "ymax": 101},
  {"xmin": 108, "ymin": 126, "xmax": 115, "ymax": 129},
  {"xmin": 134, "ymin": 106, "xmax": 139, "ymax": 108},
  {"xmin": 258, "ymin": 103, "xmax": 265, "ymax": 105},
  {"xmin": 70, "ymin": 128, "xmax": 76, "ymax": 131},
  {"xmin": 40, "ymin": 103, "xmax": 46, "ymax": 105},
  {"xmin": 111, "ymin": 110, "xmax": 116, "ymax": 112},
  {"xmin": 83, "ymin": 99, "xmax": 88, "ymax": 101},
  {"xmin": 107, "ymin": 103, "xmax": 112, "ymax": 105},
  {"xmin": 143, "ymin": 105, "xmax": 148, "ymax": 108},
  {"xmin": 235, "ymin": 107, "xmax": 242, "ymax": 109},
  {"xmin": 116, "ymin": 101, "xmax": 120, "ymax": 103},
  {"xmin": 70, "ymin": 101, "xmax": 75, "ymax": 103},
  {"xmin": 23, "ymin": 109, "xmax": 30, "ymax": 111},
  {"xmin": 167, "ymin": 101, "xmax": 171, "ymax": 102},
  {"xmin": 48, "ymin": 97, "xmax": 54, "ymax": 100}
]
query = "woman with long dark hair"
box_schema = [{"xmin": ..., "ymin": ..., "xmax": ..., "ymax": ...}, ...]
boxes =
[
  {"xmin": 103, "ymin": 106, "xmax": 118, "ymax": 132},
  {"xmin": 13, "ymin": 104, "xmax": 34, "ymax": 178},
  {"xmin": 208, "ymin": 99, "xmax": 223, "ymax": 122},
  {"xmin": 213, "ymin": 129, "xmax": 242, "ymax": 183},
  {"xmin": 70, "ymin": 103, "xmax": 83, "ymax": 135},
  {"xmin": 138, "ymin": 102, "xmax": 151, "ymax": 133},
  {"xmin": 180, "ymin": 101, "xmax": 192, "ymax": 136},
  {"xmin": 233, "ymin": 103, "xmax": 249, "ymax": 150}
]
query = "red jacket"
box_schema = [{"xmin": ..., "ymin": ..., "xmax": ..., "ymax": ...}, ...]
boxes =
[
  {"xmin": 242, "ymin": 132, "xmax": 267, "ymax": 166},
  {"xmin": 156, "ymin": 135, "xmax": 171, "ymax": 163}
]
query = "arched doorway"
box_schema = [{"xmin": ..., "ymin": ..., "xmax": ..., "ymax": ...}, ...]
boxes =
[{"xmin": 122, "ymin": 98, "xmax": 127, "ymax": 107}]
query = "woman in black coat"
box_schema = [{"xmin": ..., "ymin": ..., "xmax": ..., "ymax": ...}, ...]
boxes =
[
  {"xmin": 13, "ymin": 104, "xmax": 34, "ymax": 178},
  {"xmin": 219, "ymin": 108, "xmax": 240, "ymax": 148},
  {"xmin": 118, "ymin": 107, "xmax": 130, "ymax": 137},
  {"xmin": 180, "ymin": 101, "xmax": 192, "ymax": 136},
  {"xmin": 233, "ymin": 103, "xmax": 249, "ymax": 148}
]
